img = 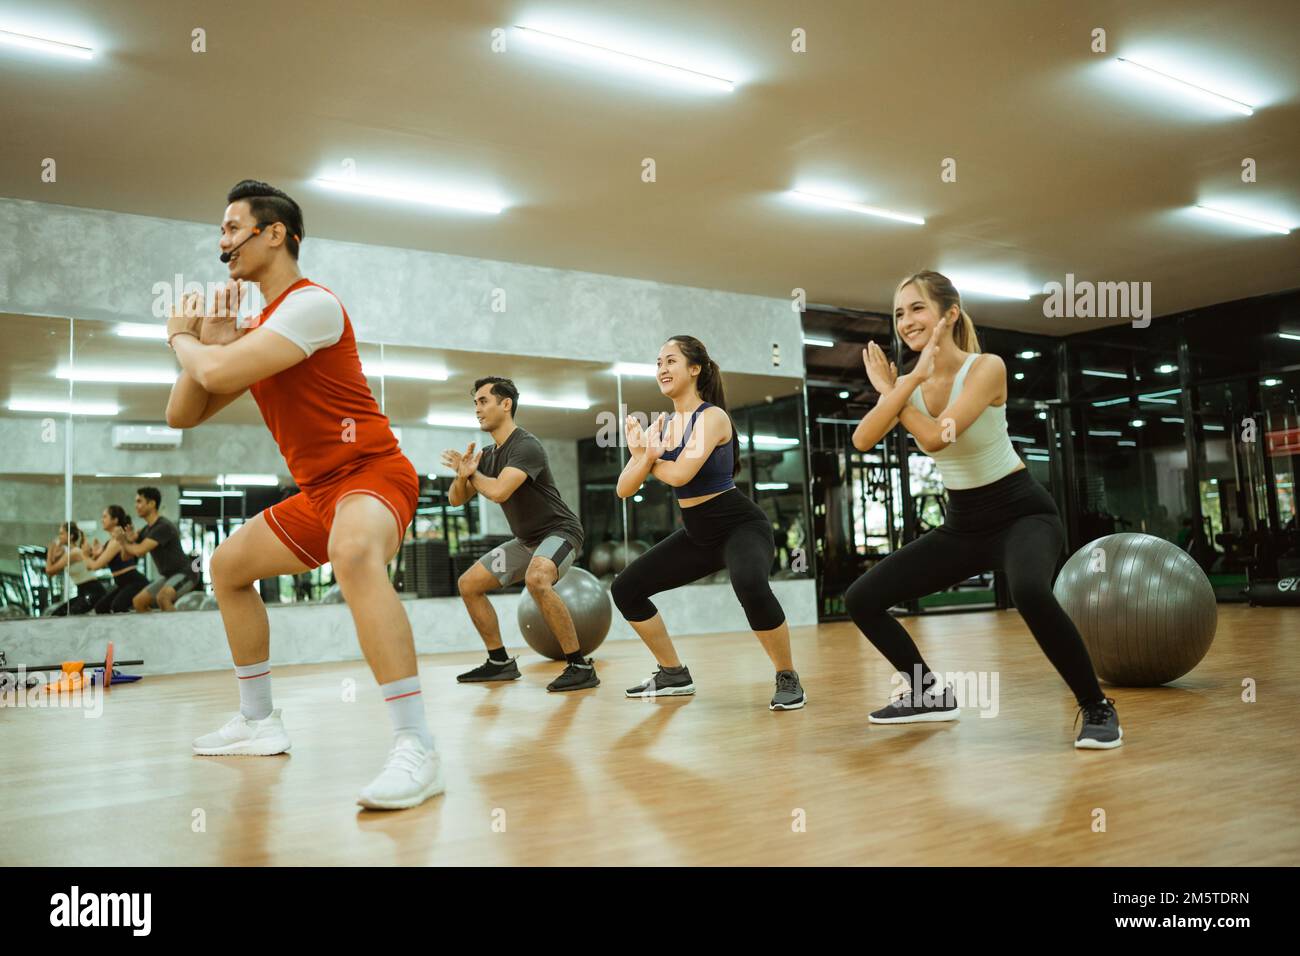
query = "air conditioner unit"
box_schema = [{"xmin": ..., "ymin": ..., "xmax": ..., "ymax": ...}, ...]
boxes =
[{"xmin": 112, "ymin": 424, "xmax": 183, "ymax": 450}]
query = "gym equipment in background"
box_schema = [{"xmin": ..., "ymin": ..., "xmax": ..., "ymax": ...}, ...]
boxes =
[{"xmin": 0, "ymin": 641, "xmax": 143, "ymax": 692}]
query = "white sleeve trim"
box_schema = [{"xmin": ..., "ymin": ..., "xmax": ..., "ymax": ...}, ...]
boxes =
[{"xmin": 259, "ymin": 286, "xmax": 344, "ymax": 357}]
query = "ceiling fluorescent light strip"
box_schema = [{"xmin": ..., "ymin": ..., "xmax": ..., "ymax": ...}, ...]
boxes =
[
  {"xmin": 1115, "ymin": 57, "xmax": 1254, "ymax": 115},
  {"xmin": 0, "ymin": 28, "xmax": 93, "ymax": 59},
  {"xmin": 945, "ymin": 277, "xmax": 1035, "ymax": 300},
  {"xmin": 1191, "ymin": 204, "xmax": 1291, "ymax": 235},
  {"xmin": 513, "ymin": 25, "xmax": 735, "ymax": 93},
  {"xmin": 790, "ymin": 191, "xmax": 925, "ymax": 225},
  {"xmin": 114, "ymin": 323, "xmax": 168, "ymax": 339},
  {"xmin": 315, "ymin": 176, "xmax": 502, "ymax": 214},
  {"xmin": 8, "ymin": 398, "xmax": 119, "ymax": 415}
]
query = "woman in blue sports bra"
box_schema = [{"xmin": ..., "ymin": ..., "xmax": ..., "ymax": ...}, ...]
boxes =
[
  {"xmin": 85, "ymin": 504, "xmax": 149, "ymax": 614},
  {"xmin": 613, "ymin": 335, "xmax": 806, "ymax": 711}
]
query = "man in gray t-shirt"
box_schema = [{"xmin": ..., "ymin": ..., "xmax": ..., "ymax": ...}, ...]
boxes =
[
  {"xmin": 444, "ymin": 377, "xmax": 597, "ymax": 694},
  {"xmin": 477, "ymin": 428, "xmax": 584, "ymax": 553}
]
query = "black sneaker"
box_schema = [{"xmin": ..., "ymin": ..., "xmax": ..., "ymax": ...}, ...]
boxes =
[
  {"xmin": 457, "ymin": 657, "xmax": 521, "ymax": 683},
  {"xmin": 770, "ymin": 670, "xmax": 806, "ymax": 711},
  {"xmin": 625, "ymin": 666, "xmax": 695, "ymax": 698},
  {"xmin": 868, "ymin": 683, "xmax": 959, "ymax": 724},
  {"xmin": 1075, "ymin": 697, "xmax": 1123, "ymax": 750},
  {"xmin": 547, "ymin": 659, "xmax": 600, "ymax": 693}
]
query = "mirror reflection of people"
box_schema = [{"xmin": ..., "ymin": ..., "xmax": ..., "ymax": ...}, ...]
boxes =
[
  {"xmin": 109, "ymin": 487, "xmax": 198, "ymax": 612},
  {"xmin": 85, "ymin": 506, "xmax": 148, "ymax": 614},
  {"xmin": 44, "ymin": 522, "xmax": 107, "ymax": 616}
]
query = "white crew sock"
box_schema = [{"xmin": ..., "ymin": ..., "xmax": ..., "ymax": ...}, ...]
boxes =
[
  {"xmin": 235, "ymin": 660, "xmax": 273, "ymax": 721},
  {"xmin": 381, "ymin": 676, "xmax": 434, "ymax": 750}
]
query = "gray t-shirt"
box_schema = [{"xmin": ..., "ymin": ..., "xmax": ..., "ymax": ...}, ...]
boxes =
[
  {"xmin": 142, "ymin": 516, "xmax": 193, "ymax": 579},
  {"xmin": 477, "ymin": 427, "xmax": 583, "ymax": 550}
]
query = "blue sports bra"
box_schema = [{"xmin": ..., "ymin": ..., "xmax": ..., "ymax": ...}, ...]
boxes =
[
  {"xmin": 659, "ymin": 402, "xmax": 736, "ymax": 500},
  {"xmin": 108, "ymin": 541, "xmax": 137, "ymax": 574}
]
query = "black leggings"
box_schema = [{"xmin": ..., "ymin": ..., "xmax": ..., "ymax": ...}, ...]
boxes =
[
  {"xmin": 48, "ymin": 580, "xmax": 108, "ymax": 616},
  {"xmin": 844, "ymin": 468, "xmax": 1104, "ymax": 706},
  {"xmin": 92, "ymin": 570, "xmax": 148, "ymax": 614},
  {"xmin": 612, "ymin": 488, "xmax": 786, "ymax": 632}
]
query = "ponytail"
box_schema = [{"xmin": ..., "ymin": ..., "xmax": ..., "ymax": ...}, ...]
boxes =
[
  {"xmin": 107, "ymin": 504, "xmax": 132, "ymax": 536},
  {"xmin": 954, "ymin": 308, "xmax": 981, "ymax": 353},
  {"xmin": 665, "ymin": 336, "xmax": 742, "ymax": 478}
]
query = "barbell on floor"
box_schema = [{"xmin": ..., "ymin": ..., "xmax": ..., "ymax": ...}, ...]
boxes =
[{"xmin": 0, "ymin": 641, "xmax": 142, "ymax": 692}]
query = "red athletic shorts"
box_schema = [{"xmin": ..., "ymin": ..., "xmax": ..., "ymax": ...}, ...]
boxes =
[{"xmin": 263, "ymin": 454, "xmax": 419, "ymax": 568}]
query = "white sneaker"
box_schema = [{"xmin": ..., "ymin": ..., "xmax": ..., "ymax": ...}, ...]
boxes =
[
  {"xmin": 356, "ymin": 734, "xmax": 445, "ymax": 810},
  {"xmin": 192, "ymin": 709, "xmax": 292, "ymax": 756}
]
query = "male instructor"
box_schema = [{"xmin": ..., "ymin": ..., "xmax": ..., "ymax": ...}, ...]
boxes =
[{"xmin": 164, "ymin": 179, "xmax": 441, "ymax": 811}]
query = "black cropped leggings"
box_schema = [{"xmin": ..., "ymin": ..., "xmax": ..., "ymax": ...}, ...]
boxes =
[
  {"xmin": 843, "ymin": 468, "xmax": 1104, "ymax": 706},
  {"xmin": 612, "ymin": 488, "xmax": 786, "ymax": 633},
  {"xmin": 91, "ymin": 570, "xmax": 148, "ymax": 614}
]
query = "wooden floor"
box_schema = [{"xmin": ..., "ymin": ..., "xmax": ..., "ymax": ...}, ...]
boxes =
[{"xmin": 3, "ymin": 605, "xmax": 1296, "ymax": 866}]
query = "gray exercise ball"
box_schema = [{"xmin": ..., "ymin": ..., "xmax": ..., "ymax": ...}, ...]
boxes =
[
  {"xmin": 588, "ymin": 541, "xmax": 615, "ymax": 577},
  {"xmin": 1053, "ymin": 532, "xmax": 1217, "ymax": 686},
  {"xmin": 516, "ymin": 567, "xmax": 612, "ymax": 661},
  {"xmin": 175, "ymin": 592, "xmax": 206, "ymax": 612},
  {"xmin": 611, "ymin": 539, "xmax": 650, "ymax": 573}
]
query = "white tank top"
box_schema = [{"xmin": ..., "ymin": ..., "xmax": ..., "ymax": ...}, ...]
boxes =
[
  {"xmin": 908, "ymin": 353, "xmax": 1024, "ymax": 490},
  {"xmin": 67, "ymin": 553, "xmax": 96, "ymax": 585}
]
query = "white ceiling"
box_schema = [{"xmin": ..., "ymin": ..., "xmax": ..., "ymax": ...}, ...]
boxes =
[{"xmin": 1, "ymin": 0, "xmax": 1298, "ymax": 334}]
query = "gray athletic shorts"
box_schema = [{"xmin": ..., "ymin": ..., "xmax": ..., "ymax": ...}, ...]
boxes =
[
  {"xmin": 477, "ymin": 535, "xmax": 578, "ymax": 588},
  {"xmin": 145, "ymin": 572, "xmax": 198, "ymax": 599}
]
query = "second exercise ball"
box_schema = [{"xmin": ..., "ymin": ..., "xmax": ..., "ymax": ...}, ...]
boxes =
[
  {"xmin": 588, "ymin": 541, "xmax": 615, "ymax": 577},
  {"xmin": 175, "ymin": 591, "xmax": 206, "ymax": 612},
  {"xmin": 1053, "ymin": 532, "xmax": 1217, "ymax": 686},
  {"xmin": 611, "ymin": 539, "xmax": 650, "ymax": 573},
  {"xmin": 517, "ymin": 567, "xmax": 613, "ymax": 661}
]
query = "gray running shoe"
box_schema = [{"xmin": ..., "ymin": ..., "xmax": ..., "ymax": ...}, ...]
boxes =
[
  {"xmin": 547, "ymin": 659, "xmax": 600, "ymax": 692},
  {"xmin": 1075, "ymin": 697, "xmax": 1123, "ymax": 749},
  {"xmin": 770, "ymin": 670, "xmax": 806, "ymax": 710},
  {"xmin": 457, "ymin": 657, "xmax": 521, "ymax": 683},
  {"xmin": 868, "ymin": 683, "xmax": 959, "ymax": 724}
]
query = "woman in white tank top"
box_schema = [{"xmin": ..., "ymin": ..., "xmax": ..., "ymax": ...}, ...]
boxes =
[
  {"xmin": 45, "ymin": 521, "xmax": 108, "ymax": 616},
  {"xmin": 845, "ymin": 270, "xmax": 1122, "ymax": 750}
]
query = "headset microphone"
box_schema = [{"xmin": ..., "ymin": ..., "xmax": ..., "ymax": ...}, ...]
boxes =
[{"xmin": 219, "ymin": 223, "xmax": 269, "ymax": 264}]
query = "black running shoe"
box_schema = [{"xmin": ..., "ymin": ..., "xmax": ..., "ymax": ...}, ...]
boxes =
[
  {"xmin": 625, "ymin": 666, "xmax": 695, "ymax": 698},
  {"xmin": 457, "ymin": 657, "xmax": 522, "ymax": 683},
  {"xmin": 1075, "ymin": 697, "xmax": 1123, "ymax": 750},
  {"xmin": 868, "ymin": 683, "xmax": 959, "ymax": 724},
  {"xmin": 547, "ymin": 659, "xmax": 600, "ymax": 693},
  {"xmin": 770, "ymin": 670, "xmax": 806, "ymax": 711}
]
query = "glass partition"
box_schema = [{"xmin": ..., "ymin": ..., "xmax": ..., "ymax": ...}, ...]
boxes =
[{"xmin": 0, "ymin": 314, "xmax": 74, "ymax": 619}]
